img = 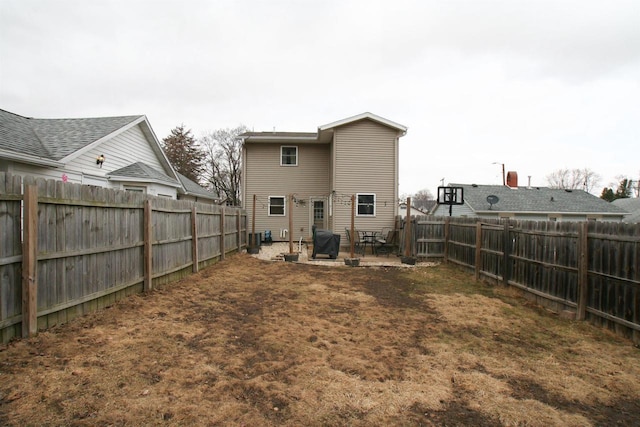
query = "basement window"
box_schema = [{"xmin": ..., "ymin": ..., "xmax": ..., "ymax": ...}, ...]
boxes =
[{"xmin": 124, "ymin": 186, "xmax": 146, "ymax": 193}]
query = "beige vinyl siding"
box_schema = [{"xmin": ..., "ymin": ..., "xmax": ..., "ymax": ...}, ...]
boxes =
[
  {"xmin": 244, "ymin": 142, "xmax": 330, "ymax": 241},
  {"xmin": 332, "ymin": 120, "xmax": 399, "ymax": 241}
]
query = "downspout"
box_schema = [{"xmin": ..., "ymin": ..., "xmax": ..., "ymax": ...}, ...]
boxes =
[
  {"xmin": 394, "ymin": 134, "xmax": 400, "ymax": 214},
  {"xmin": 241, "ymin": 140, "xmax": 247, "ymax": 208}
]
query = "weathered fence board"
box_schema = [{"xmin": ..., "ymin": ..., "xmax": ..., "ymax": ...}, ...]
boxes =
[
  {"xmin": 0, "ymin": 174, "xmax": 23, "ymax": 342},
  {"xmin": 0, "ymin": 174, "xmax": 246, "ymax": 343},
  {"xmin": 405, "ymin": 214, "xmax": 640, "ymax": 344}
]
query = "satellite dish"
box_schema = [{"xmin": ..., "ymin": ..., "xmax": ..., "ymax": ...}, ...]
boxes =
[{"xmin": 487, "ymin": 195, "xmax": 499, "ymax": 210}]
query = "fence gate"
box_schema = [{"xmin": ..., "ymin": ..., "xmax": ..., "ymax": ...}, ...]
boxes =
[{"xmin": 408, "ymin": 216, "xmax": 446, "ymax": 258}]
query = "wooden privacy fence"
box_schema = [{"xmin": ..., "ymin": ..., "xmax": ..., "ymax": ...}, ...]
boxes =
[
  {"xmin": 0, "ymin": 174, "xmax": 246, "ymax": 343},
  {"xmin": 401, "ymin": 215, "xmax": 640, "ymax": 344}
]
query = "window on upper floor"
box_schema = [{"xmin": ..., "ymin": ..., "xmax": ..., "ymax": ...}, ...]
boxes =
[
  {"xmin": 356, "ymin": 193, "xmax": 375, "ymax": 216},
  {"xmin": 269, "ymin": 196, "xmax": 286, "ymax": 216},
  {"xmin": 281, "ymin": 146, "xmax": 298, "ymax": 166}
]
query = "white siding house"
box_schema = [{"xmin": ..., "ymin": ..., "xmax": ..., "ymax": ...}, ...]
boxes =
[{"xmin": 0, "ymin": 108, "xmax": 219, "ymax": 203}]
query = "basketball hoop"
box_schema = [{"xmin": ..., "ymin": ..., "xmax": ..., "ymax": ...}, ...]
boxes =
[{"xmin": 437, "ymin": 186, "xmax": 464, "ymax": 216}]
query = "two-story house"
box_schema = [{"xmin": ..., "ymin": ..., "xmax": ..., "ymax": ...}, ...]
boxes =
[{"xmin": 241, "ymin": 112, "xmax": 407, "ymax": 244}]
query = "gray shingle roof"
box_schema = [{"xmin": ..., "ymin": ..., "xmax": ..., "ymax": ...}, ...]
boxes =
[
  {"xmin": 0, "ymin": 108, "xmax": 141, "ymax": 160},
  {"xmin": 108, "ymin": 162, "xmax": 179, "ymax": 186},
  {"xmin": 177, "ymin": 172, "xmax": 219, "ymax": 201},
  {"xmin": 452, "ymin": 183, "xmax": 627, "ymax": 214},
  {"xmin": 612, "ymin": 198, "xmax": 640, "ymax": 223}
]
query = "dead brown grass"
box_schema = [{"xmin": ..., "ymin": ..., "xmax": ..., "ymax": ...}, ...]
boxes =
[{"xmin": 1, "ymin": 254, "xmax": 639, "ymax": 426}]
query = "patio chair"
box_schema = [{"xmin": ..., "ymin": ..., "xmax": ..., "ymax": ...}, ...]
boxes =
[
  {"xmin": 345, "ymin": 228, "xmax": 365, "ymax": 256},
  {"xmin": 375, "ymin": 229, "xmax": 397, "ymax": 257}
]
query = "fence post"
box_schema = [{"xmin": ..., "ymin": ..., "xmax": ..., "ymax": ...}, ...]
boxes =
[
  {"xmin": 237, "ymin": 209, "xmax": 242, "ymax": 252},
  {"xmin": 576, "ymin": 221, "xmax": 588, "ymax": 320},
  {"xmin": 22, "ymin": 184, "xmax": 38, "ymax": 337},
  {"xmin": 404, "ymin": 197, "xmax": 412, "ymax": 257},
  {"xmin": 220, "ymin": 206, "xmax": 225, "ymax": 260},
  {"xmin": 288, "ymin": 194, "xmax": 294, "ymax": 254},
  {"xmin": 444, "ymin": 217, "xmax": 450, "ymax": 263},
  {"xmin": 503, "ymin": 219, "xmax": 510, "ymax": 286},
  {"xmin": 143, "ymin": 200, "xmax": 153, "ymax": 292},
  {"xmin": 475, "ymin": 221, "xmax": 482, "ymax": 281},
  {"xmin": 191, "ymin": 206, "xmax": 199, "ymax": 273}
]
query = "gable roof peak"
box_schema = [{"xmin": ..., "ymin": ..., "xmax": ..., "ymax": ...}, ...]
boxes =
[{"xmin": 318, "ymin": 112, "xmax": 407, "ymax": 134}]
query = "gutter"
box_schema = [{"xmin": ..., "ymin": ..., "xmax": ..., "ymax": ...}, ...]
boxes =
[
  {"xmin": 107, "ymin": 175, "xmax": 182, "ymax": 188},
  {"xmin": 0, "ymin": 149, "xmax": 65, "ymax": 168},
  {"xmin": 474, "ymin": 210, "xmax": 627, "ymax": 217},
  {"xmin": 244, "ymin": 135, "xmax": 319, "ymax": 142}
]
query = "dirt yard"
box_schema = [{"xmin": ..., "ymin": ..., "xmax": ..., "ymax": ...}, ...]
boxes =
[{"xmin": 1, "ymin": 254, "xmax": 639, "ymax": 426}]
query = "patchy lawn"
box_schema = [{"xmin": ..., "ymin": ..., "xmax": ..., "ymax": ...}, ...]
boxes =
[{"xmin": 1, "ymin": 254, "xmax": 639, "ymax": 426}]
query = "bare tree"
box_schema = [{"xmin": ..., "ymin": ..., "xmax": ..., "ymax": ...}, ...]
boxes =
[
  {"xmin": 201, "ymin": 125, "xmax": 248, "ymax": 206},
  {"xmin": 546, "ymin": 168, "xmax": 601, "ymax": 193},
  {"xmin": 411, "ymin": 189, "xmax": 435, "ymax": 211}
]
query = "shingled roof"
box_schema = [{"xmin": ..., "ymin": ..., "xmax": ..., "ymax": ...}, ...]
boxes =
[
  {"xmin": 108, "ymin": 162, "xmax": 180, "ymax": 187},
  {"xmin": 451, "ymin": 183, "xmax": 626, "ymax": 214},
  {"xmin": 612, "ymin": 198, "xmax": 640, "ymax": 223},
  {"xmin": 176, "ymin": 172, "xmax": 220, "ymax": 201},
  {"xmin": 0, "ymin": 108, "xmax": 142, "ymax": 161}
]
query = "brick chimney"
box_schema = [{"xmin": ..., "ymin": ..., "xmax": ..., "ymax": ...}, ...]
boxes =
[{"xmin": 506, "ymin": 171, "xmax": 518, "ymax": 188}]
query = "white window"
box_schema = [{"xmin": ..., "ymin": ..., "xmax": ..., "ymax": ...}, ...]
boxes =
[
  {"xmin": 356, "ymin": 193, "xmax": 375, "ymax": 216},
  {"xmin": 280, "ymin": 146, "xmax": 298, "ymax": 166},
  {"xmin": 269, "ymin": 196, "xmax": 286, "ymax": 216},
  {"xmin": 124, "ymin": 186, "xmax": 146, "ymax": 193}
]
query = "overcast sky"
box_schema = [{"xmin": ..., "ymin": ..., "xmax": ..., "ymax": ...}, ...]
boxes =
[{"xmin": 1, "ymin": 0, "xmax": 638, "ymax": 197}]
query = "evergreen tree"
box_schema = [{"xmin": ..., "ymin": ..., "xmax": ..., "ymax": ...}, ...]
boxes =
[
  {"xmin": 615, "ymin": 178, "xmax": 632, "ymax": 199},
  {"xmin": 600, "ymin": 187, "xmax": 615, "ymax": 202},
  {"xmin": 162, "ymin": 125, "xmax": 204, "ymax": 184},
  {"xmin": 600, "ymin": 178, "xmax": 633, "ymax": 202}
]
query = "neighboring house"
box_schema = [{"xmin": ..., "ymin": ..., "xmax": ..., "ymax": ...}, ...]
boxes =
[
  {"xmin": 241, "ymin": 112, "xmax": 407, "ymax": 243},
  {"xmin": 612, "ymin": 198, "xmax": 640, "ymax": 223},
  {"xmin": 430, "ymin": 179, "xmax": 627, "ymax": 222},
  {"xmin": 0, "ymin": 108, "xmax": 218, "ymax": 203},
  {"xmin": 398, "ymin": 202, "xmax": 428, "ymax": 217}
]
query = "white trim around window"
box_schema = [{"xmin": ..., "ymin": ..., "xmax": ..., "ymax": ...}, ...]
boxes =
[
  {"xmin": 124, "ymin": 185, "xmax": 146, "ymax": 193},
  {"xmin": 280, "ymin": 146, "xmax": 298, "ymax": 166},
  {"xmin": 268, "ymin": 196, "xmax": 286, "ymax": 216},
  {"xmin": 356, "ymin": 193, "xmax": 376, "ymax": 216}
]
